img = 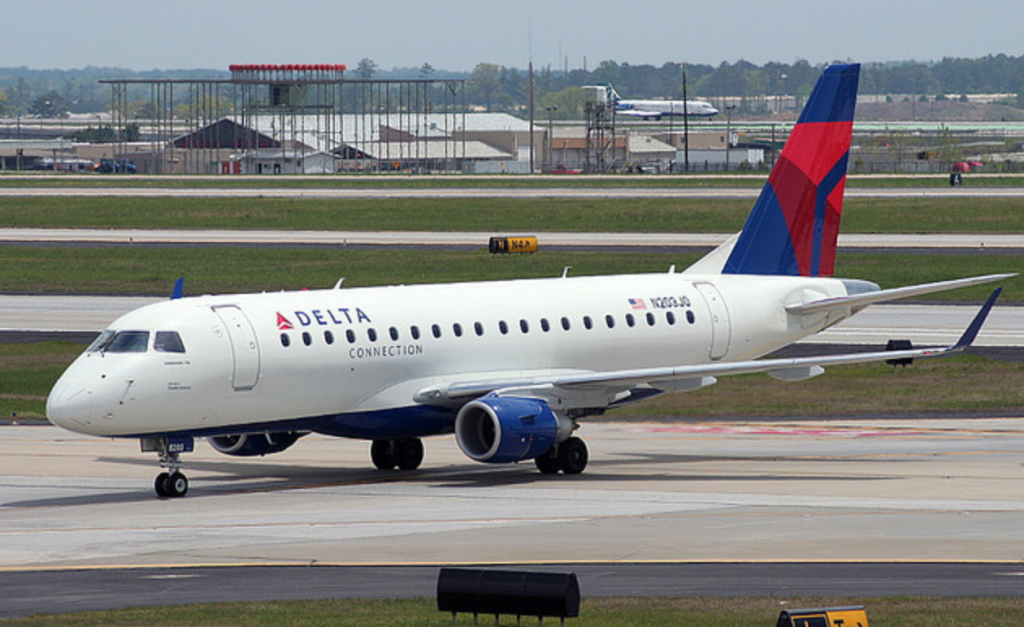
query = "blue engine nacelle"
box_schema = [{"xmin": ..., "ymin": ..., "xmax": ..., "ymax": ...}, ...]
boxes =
[
  {"xmin": 208, "ymin": 431, "xmax": 304, "ymax": 457},
  {"xmin": 455, "ymin": 395, "xmax": 560, "ymax": 464}
]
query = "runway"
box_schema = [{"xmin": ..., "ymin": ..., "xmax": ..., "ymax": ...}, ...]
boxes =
[
  {"xmin": 3, "ymin": 227, "xmax": 1024, "ymax": 249},
  {"xmin": 3, "ymin": 418, "xmax": 1024, "ymax": 616}
]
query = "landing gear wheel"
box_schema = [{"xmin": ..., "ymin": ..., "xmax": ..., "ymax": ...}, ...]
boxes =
[
  {"xmin": 154, "ymin": 472, "xmax": 170, "ymax": 497},
  {"xmin": 534, "ymin": 447, "xmax": 561, "ymax": 475},
  {"xmin": 395, "ymin": 438, "xmax": 424, "ymax": 471},
  {"xmin": 370, "ymin": 439, "xmax": 397, "ymax": 470},
  {"xmin": 557, "ymin": 437, "xmax": 589, "ymax": 475},
  {"xmin": 161, "ymin": 472, "xmax": 189, "ymax": 497}
]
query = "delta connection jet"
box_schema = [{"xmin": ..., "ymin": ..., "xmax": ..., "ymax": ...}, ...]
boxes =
[
  {"xmin": 47, "ymin": 64, "xmax": 1011, "ymax": 498},
  {"xmin": 588, "ymin": 84, "xmax": 719, "ymax": 119}
]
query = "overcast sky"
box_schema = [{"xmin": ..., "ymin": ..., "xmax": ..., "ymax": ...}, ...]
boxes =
[{"xmin": 6, "ymin": 0, "xmax": 1022, "ymax": 72}]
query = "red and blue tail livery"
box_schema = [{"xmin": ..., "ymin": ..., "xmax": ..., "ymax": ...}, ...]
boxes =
[{"xmin": 724, "ymin": 63, "xmax": 860, "ymax": 277}]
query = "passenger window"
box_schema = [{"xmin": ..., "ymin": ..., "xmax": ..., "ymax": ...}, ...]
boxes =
[
  {"xmin": 411, "ymin": 325, "xmax": 421, "ymax": 340},
  {"xmin": 519, "ymin": 319, "xmax": 529, "ymax": 334},
  {"xmin": 666, "ymin": 311, "xmax": 677, "ymax": 325},
  {"xmin": 280, "ymin": 333, "xmax": 291, "ymax": 347},
  {"xmin": 686, "ymin": 310, "xmax": 696, "ymax": 324},
  {"xmin": 646, "ymin": 312, "xmax": 656, "ymax": 327},
  {"xmin": 389, "ymin": 327, "xmax": 399, "ymax": 341},
  {"xmin": 605, "ymin": 314, "xmax": 615, "ymax": 329},
  {"xmin": 499, "ymin": 320, "xmax": 509, "ymax": 335},
  {"xmin": 346, "ymin": 329, "xmax": 356, "ymax": 343},
  {"xmin": 154, "ymin": 331, "xmax": 186, "ymax": 353},
  {"xmin": 367, "ymin": 328, "xmax": 378, "ymax": 342},
  {"xmin": 583, "ymin": 316, "xmax": 593, "ymax": 330},
  {"xmin": 560, "ymin": 317, "xmax": 571, "ymax": 331},
  {"xmin": 474, "ymin": 322, "xmax": 484, "ymax": 337},
  {"xmin": 626, "ymin": 314, "xmax": 636, "ymax": 328},
  {"xmin": 540, "ymin": 318, "xmax": 550, "ymax": 333},
  {"xmin": 302, "ymin": 332, "xmax": 312, "ymax": 346},
  {"xmin": 453, "ymin": 323, "xmax": 463, "ymax": 337},
  {"xmin": 324, "ymin": 330, "xmax": 335, "ymax": 345},
  {"xmin": 432, "ymin": 324, "xmax": 442, "ymax": 339}
]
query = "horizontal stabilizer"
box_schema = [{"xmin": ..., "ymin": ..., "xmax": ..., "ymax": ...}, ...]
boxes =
[{"xmin": 786, "ymin": 273, "xmax": 1015, "ymax": 315}]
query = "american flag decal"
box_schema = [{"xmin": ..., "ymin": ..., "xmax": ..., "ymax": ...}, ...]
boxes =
[{"xmin": 629, "ymin": 298, "xmax": 647, "ymax": 310}]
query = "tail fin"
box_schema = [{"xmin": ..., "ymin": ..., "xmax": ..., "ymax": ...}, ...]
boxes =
[{"xmin": 722, "ymin": 63, "xmax": 860, "ymax": 277}]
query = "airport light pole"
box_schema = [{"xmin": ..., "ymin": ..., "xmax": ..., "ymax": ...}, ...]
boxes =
[{"xmin": 681, "ymin": 63, "xmax": 689, "ymax": 173}]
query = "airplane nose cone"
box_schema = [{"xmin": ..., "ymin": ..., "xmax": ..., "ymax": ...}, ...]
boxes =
[{"xmin": 46, "ymin": 378, "xmax": 94, "ymax": 433}]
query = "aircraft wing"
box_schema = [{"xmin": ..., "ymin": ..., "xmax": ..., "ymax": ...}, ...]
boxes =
[{"xmin": 415, "ymin": 288, "xmax": 1002, "ymax": 407}]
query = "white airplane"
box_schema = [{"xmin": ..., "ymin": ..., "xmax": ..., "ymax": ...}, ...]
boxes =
[
  {"xmin": 587, "ymin": 84, "xmax": 719, "ymax": 119},
  {"xmin": 47, "ymin": 64, "xmax": 1011, "ymax": 498}
]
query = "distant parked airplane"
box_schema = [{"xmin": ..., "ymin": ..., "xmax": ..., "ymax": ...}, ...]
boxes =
[{"xmin": 586, "ymin": 84, "xmax": 719, "ymax": 119}]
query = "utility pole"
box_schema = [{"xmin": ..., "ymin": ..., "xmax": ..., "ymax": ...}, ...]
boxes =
[
  {"xmin": 529, "ymin": 61, "xmax": 535, "ymax": 173},
  {"xmin": 682, "ymin": 64, "xmax": 689, "ymax": 173}
]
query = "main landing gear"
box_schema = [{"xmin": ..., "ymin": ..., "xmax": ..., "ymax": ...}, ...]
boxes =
[
  {"xmin": 534, "ymin": 436, "xmax": 589, "ymax": 475},
  {"xmin": 370, "ymin": 438, "xmax": 425, "ymax": 471},
  {"xmin": 141, "ymin": 436, "xmax": 193, "ymax": 498}
]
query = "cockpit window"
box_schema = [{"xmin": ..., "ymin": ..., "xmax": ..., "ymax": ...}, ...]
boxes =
[
  {"xmin": 154, "ymin": 331, "xmax": 186, "ymax": 353},
  {"xmin": 88, "ymin": 330, "xmax": 150, "ymax": 353},
  {"xmin": 87, "ymin": 330, "xmax": 115, "ymax": 352}
]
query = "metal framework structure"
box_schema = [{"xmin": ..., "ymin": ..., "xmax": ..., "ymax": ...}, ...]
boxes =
[
  {"xmin": 583, "ymin": 99, "xmax": 616, "ymax": 173},
  {"xmin": 102, "ymin": 64, "xmax": 467, "ymax": 174}
]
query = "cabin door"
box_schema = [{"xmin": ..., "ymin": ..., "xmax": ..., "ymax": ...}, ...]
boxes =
[
  {"xmin": 694, "ymin": 282, "xmax": 732, "ymax": 360},
  {"xmin": 212, "ymin": 305, "xmax": 261, "ymax": 390}
]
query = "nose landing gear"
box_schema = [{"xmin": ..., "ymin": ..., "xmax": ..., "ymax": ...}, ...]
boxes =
[{"xmin": 141, "ymin": 436, "xmax": 194, "ymax": 498}]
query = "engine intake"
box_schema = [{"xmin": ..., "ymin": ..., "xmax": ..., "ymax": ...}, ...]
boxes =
[
  {"xmin": 455, "ymin": 396, "xmax": 565, "ymax": 464},
  {"xmin": 208, "ymin": 431, "xmax": 304, "ymax": 457}
]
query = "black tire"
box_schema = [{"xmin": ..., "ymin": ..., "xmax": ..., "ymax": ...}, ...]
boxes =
[
  {"xmin": 558, "ymin": 437, "xmax": 589, "ymax": 475},
  {"xmin": 163, "ymin": 472, "xmax": 189, "ymax": 497},
  {"xmin": 154, "ymin": 472, "xmax": 170, "ymax": 497},
  {"xmin": 534, "ymin": 447, "xmax": 561, "ymax": 474},
  {"xmin": 370, "ymin": 439, "xmax": 396, "ymax": 470},
  {"xmin": 395, "ymin": 438, "xmax": 424, "ymax": 471}
]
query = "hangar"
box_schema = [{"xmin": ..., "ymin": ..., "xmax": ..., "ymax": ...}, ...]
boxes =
[{"xmin": 166, "ymin": 113, "xmax": 536, "ymax": 175}]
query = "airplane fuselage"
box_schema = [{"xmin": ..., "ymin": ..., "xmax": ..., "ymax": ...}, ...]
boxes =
[
  {"xmin": 616, "ymin": 99, "xmax": 719, "ymax": 118},
  {"xmin": 47, "ymin": 272, "xmax": 852, "ymax": 440}
]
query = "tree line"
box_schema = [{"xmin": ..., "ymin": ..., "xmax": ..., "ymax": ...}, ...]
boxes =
[{"xmin": 2, "ymin": 55, "xmax": 1022, "ymax": 119}]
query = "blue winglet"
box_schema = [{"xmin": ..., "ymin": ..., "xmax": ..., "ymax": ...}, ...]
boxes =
[
  {"xmin": 952, "ymin": 288, "xmax": 1002, "ymax": 351},
  {"xmin": 170, "ymin": 277, "xmax": 185, "ymax": 300}
]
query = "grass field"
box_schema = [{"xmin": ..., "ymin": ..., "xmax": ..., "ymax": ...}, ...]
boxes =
[
  {"xmin": 2, "ymin": 195, "xmax": 1024, "ymax": 234},
  {"xmin": 4, "ymin": 596, "xmax": 1024, "ymax": 627},
  {"xmin": 0, "ymin": 246, "xmax": 1020, "ymax": 300}
]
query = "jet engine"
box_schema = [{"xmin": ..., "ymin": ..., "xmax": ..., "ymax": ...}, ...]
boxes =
[
  {"xmin": 208, "ymin": 431, "xmax": 304, "ymax": 457},
  {"xmin": 455, "ymin": 395, "xmax": 570, "ymax": 464}
]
